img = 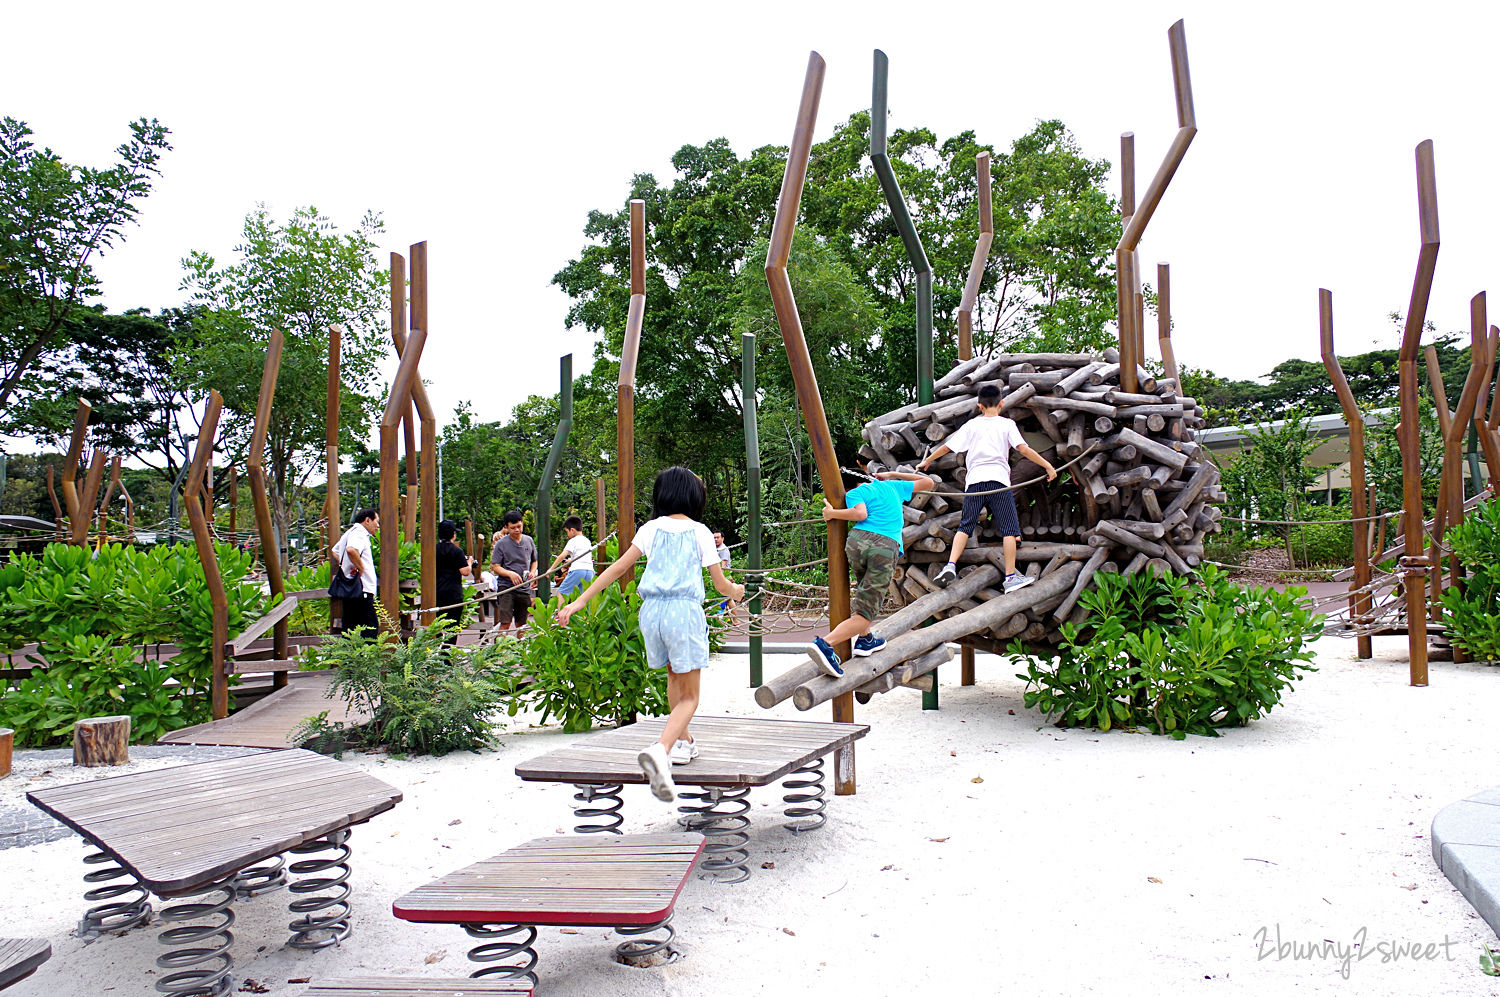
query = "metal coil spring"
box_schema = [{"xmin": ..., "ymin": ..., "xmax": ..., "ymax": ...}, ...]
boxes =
[
  {"xmin": 232, "ymin": 853, "xmax": 287, "ymax": 898},
  {"xmin": 613, "ymin": 914, "xmax": 678, "ymax": 966},
  {"xmin": 463, "ymin": 922, "xmax": 538, "ymax": 984},
  {"xmin": 781, "ymin": 756, "xmax": 827, "ymax": 834},
  {"xmin": 572, "ymin": 783, "xmax": 624, "ymax": 834},
  {"xmin": 677, "ymin": 786, "xmax": 751, "ymax": 884},
  {"xmin": 154, "ymin": 874, "xmax": 235, "ymax": 997},
  {"xmin": 81, "ymin": 839, "xmax": 153, "ymax": 934},
  {"xmin": 286, "ymin": 829, "xmax": 351, "ymax": 949}
]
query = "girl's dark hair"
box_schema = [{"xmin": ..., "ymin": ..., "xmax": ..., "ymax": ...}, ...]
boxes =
[{"xmin": 652, "ymin": 466, "xmax": 706, "ymax": 520}]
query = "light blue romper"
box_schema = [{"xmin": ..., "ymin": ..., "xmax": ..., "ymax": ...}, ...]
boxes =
[{"xmin": 638, "ymin": 524, "xmax": 711, "ymax": 674}]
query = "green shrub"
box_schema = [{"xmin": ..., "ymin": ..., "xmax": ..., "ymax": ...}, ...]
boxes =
[
  {"xmin": 0, "ymin": 540, "xmax": 265, "ymax": 746},
  {"xmin": 517, "ymin": 582, "xmax": 667, "ymax": 733},
  {"xmin": 1288, "ymin": 503, "xmax": 1355, "ymax": 568},
  {"xmin": 1015, "ymin": 566, "xmax": 1323, "ymax": 738},
  {"xmin": 1440, "ymin": 497, "xmax": 1500, "ymax": 662},
  {"xmin": 297, "ymin": 614, "xmax": 519, "ymax": 756}
]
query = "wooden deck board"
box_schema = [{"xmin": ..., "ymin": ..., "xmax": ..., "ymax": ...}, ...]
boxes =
[
  {"xmin": 515, "ymin": 716, "xmax": 869, "ymax": 787},
  {"xmin": 304, "ymin": 982, "xmax": 532, "ymax": 997},
  {"xmin": 159, "ymin": 670, "xmax": 368, "ymax": 749},
  {"xmin": 0, "ymin": 938, "xmax": 51, "ymax": 991},
  {"xmin": 392, "ymin": 833, "xmax": 705, "ymax": 927}
]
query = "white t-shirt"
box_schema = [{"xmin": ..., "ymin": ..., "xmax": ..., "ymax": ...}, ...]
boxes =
[
  {"xmin": 631, "ymin": 517, "xmax": 720, "ymax": 567},
  {"xmin": 332, "ymin": 523, "xmax": 377, "ymax": 595},
  {"xmin": 945, "ymin": 414, "xmax": 1025, "ymax": 485},
  {"xmin": 562, "ymin": 533, "xmax": 594, "ymax": 572}
]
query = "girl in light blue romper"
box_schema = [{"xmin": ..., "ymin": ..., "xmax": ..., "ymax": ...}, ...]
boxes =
[{"xmin": 556, "ymin": 467, "xmax": 744, "ymax": 803}]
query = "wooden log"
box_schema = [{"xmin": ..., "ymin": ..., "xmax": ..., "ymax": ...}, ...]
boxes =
[
  {"xmin": 989, "ymin": 353, "xmax": 1094, "ymax": 366},
  {"xmin": 1141, "ymin": 488, "xmax": 1163, "ymax": 522},
  {"xmin": 1053, "ymin": 546, "xmax": 1108, "ymax": 621},
  {"xmin": 1089, "ymin": 362, "xmax": 1122, "ymax": 385},
  {"xmin": 865, "ymin": 404, "xmax": 917, "ymax": 433},
  {"xmin": 1104, "ymin": 390, "xmax": 1164, "ymax": 406},
  {"xmin": 790, "ymin": 562, "xmax": 1082, "ymax": 710},
  {"xmin": 0, "ymin": 728, "xmax": 10, "ymax": 779},
  {"xmin": 1000, "ymin": 381, "xmax": 1037, "ymax": 414},
  {"xmin": 854, "ymin": 645, "xmax": 953, "ymax": 698},
  {"xmin": 1028, "ymin": 395, "xmax": 1117, "ymax": 417},
  {"xmin": 1146, "ymin": 413, "xmax": 1166, "ymax": 433},
  {"xmin": 1103, "ymin": 466, "xmax": 1153, "ymax": 488},
  {"xmin": 934, "ymin": 357, "xmax": 985, "ymax": 390},
  {"xmin": 1032, "ymin": 407, "xmax": 1064, "ymax": 443},
  {"xmin": 1009, "ymin": 371, "xmax": 1065, "ymax": 390},
  {"xmin": 1116, "ymin": 427, "xmax": 1188, "ymax": 470},
  {"xmin": 74, "ymin": 716, "xmax": 130, "ymax": 767},
  {"xmin": 1122, "ymin": 552, "xmax": 1149, "ymax": 575},
  {"xmin": 754, "ymin": 565, "xmax": 1001, "ymax": 709},
  {"xmin": 1146, "ymin": 558, "xmax": 1171, "ymax": 576},
  {"xmin": 1161, "ymin": 543, "xmax": 1191, "ymax": 575},
  {"xmin": 1162, "ymin": 459, "xmax": 1217, "ymax": 519},
  {"xmin": 1015, "ymin": 542, "xmax": 1096, "ymax": 560},
  {"xmin": 1094, "ymin": 416, "xmax": 1115, "ymax": 435},
  {"xmin": 963, "ymin": 357, "xmax": 1010, "ymax": 384},
  {"xmin": 1116, "ymin": 403, "xmax": 1184, "ymax": 417},
  {"xmin": 1092, "ymin": 519, "xmax": 1166, "ymax": 558}
]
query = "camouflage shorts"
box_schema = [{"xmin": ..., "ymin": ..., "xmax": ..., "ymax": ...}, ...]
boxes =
[{"xmin": 846, "ymin": 529, "xmax": 898, "ymax": 621}]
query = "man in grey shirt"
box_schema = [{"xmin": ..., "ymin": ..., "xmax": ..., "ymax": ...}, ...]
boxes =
[{"xmin": 489, "ymin": 510, "xmax": 538, "ymax": 633}]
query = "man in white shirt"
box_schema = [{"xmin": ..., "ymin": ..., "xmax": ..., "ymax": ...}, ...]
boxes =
[
  {"xmin": 331, "ymin": 508, "xmax": 380, "ymax": 636},
  {"xmin": 919, "ymin": 383, "xmax": 1056, "ymax": 593}
]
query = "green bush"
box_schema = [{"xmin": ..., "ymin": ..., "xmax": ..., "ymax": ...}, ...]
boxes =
[
  {"xmin": 1015, "ymin": 566, "xmax": 1324, "ymax": 738},
  {"xmin": 0, "ymin": 541, "xmax": 265, "ymax": 746},
  {"xmin": 1288, "ymin": 503, "xmax": 1355, "ymax": 568},
  {"xmin": 1440, "ymin": 497, "xmax": 1500, "ymax": 663},
  {"xmin": 296, "ymin": 614, "xmax": 519, "ymax": 756},
  {"xmin": 517, "ymin": 582, "xmax": 667, "ymax": 733}
]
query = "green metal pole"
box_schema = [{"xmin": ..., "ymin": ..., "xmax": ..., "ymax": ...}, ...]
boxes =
[
  {"xmin": 872, "ymin": 49, "xmax": 934, "ymax": 408},
  {"xmin": 535, "ymin": 354, "xmax": 574, "ymax": 603},
  {"xmin": 743, "ymin": 333, "xmax": 763, "ymax": 687},
  {"xmin": 873, "ymin": 49, "xmax": 937, "ymax": 709}
]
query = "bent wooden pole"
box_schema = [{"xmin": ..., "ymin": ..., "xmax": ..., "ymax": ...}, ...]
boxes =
[
  {"xmin": 380, "ymin": 308, "xmax": 428, "ymax": 626},
  {"xmin": 767, "ymin": 51, "xmax": 859, "ymax": 793},
  {"xmin": 248, "ymin": 328, "xmax": 289, "ymax": 687},
  {"xmin": 77, "ymin": 451, "xmax": 107, "ymax": 548},
  {"xmin": 1397, "ymin": 139, "xmax": 1439, "ymax": 686},
  {"xmin": 792, "ymin": 562, "xmax": 1082, "ymax": 711},
  {"xmin": 326, "ymin": 324, "xmax": 342, "ymax": 559},
  {"xmin": 1117, "ymin": 20, "xmax": 1196, "ymax": 393},
  {"xmin": 185, "ymin": 391, "xmax": 229, "ymax": 719},
  {"xmin": 618, "ymin": 199, "xmax": 646, "ymax": 586},
  {"xmin": 1320, "ymin": 289, "xmax": 1372, "ymax": 659},
  {"xmin": 405, "ymin": 241, "xmax": 438, "ymax": 625},
  {"xmin": 61, "ymin": 400, "xmax": 90, "ymax": 545}
]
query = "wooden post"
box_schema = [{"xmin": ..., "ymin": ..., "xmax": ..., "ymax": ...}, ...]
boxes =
[
  {"xmin": 767, "ymin": 51, "xmax": 858, "ymax": 794},
  {"xmin": 326, "ymin": 324, "xmax": 342, "ymax": 559},
  {"xmin": 1320, "ymin": 289, "xmax": 1372, "ymax": 659},
  {"xmin": 228, "ymin": 465, "xmax": 238, "ymax": 544},
  {"xmin": 76, "ymin": 451, "xmax": 107, "ymax": 547},
  {"xmin": 595, "ymin": 478, "xmax": 607, "ymax": 553},
  {"xmin": 743, "ymin": 332, "xmax": 763, "ymax": 687},
  {"xmin": 0, "ymin": 728, "xmax": 12, "ymax": 779},
  {"xmin": 248, "ymin": 329, "xmax": 290, "ymax": 689},
  {"xmin": 1397, "ymin": 139, "xmax": 1439, "ymax": 686},
  {"xmin": 382, "ymin": 254, "xmax": 429, "ymax": 627},
  {"xmin": 46, "ymin": 465, "xmax": 62, "ymax": 538},
  {"xmin": 185, "ymin": 391, "xmax": 230, "ymax": 718},
  {"xmin": 955, "ymin": 149, "xmax": 993, "ymax": 689},
  {"xmin": 1158, "ymin": 262, "xmax": 1179, "ymax": 383},
  {"xmin": 60, "ymin": 400, "xmax": 90, "ymax": 545},
  {"xmin": 73, "ymin": 716, "xmax": 130, "ymax": 767},
  {"xmin": 393, "ymin": 242, "xmax": 439, "ymax": 626},
  {"xmin": 1117, "ymin": 20, "xmax": 1196, "ymax": 394},
  {"xmin": 617, "ymin": 199, "xmax": 646, "ymax": 587}
]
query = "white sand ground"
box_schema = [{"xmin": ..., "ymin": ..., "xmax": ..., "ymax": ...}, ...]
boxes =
[{"xmin": 5, "ymin": 634, "xmax": 1500, "ymax": 997}]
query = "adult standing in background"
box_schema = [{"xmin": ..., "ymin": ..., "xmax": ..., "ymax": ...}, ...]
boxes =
[
  {"xmin": 434, "ymin": 519, "xmax": 475, "ymax": 639},
  {"xmin": 490, "ymin": 510, "xmax": 538, "ymax": 634},
  {"xmin": 332, "ymin": 508, "xmax": 380, "ymax": 638}
]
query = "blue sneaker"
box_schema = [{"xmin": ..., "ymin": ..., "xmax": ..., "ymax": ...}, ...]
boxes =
[
  {"xmin": 852, "ymin": 633, "xmax": 885, "ymax": 657},
  {"xmin": 808, "ymin": 636, "xmax": 843, "ymax": 677}
]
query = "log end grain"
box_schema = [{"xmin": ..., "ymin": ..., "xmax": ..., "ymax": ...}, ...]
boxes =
[{"xmin": 73, "ymin": 716, "xmax": 130, "ymax": 767}]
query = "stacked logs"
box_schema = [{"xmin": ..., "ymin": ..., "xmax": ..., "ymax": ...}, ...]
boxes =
[{"xmin": 755, "ymin": 348, "xmax": 1225, "ymax": 713}]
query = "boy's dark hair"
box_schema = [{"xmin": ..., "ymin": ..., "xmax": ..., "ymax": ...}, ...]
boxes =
[
  {"xmin": 438, "ymin": 519, "xmax": 457, "ymax": 542},
  {"xmin": 563, "ymin": 515, "xmax": 584, "ymax": 532},
  {"xmin": 354, "ymin": 508, "xmax": 378, "ymax": 525},
  {"xmin": 502, "ymin": 510, "xmax": 524, "ymax": 527},
  {"xmin": 977, "ymin": 384, "xmax": 1003, "ymax": 408},
  {"xmin": 651, "ymin": 466, "xmax": 706, "ymax": 520}
]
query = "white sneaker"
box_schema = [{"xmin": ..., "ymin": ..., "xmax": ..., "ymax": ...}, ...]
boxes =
[
  {"xmin": 669, "ymin": 738, "xmax": 699, "ymax": 765},
  {"xmin": 1003, "ymin": 573, "xmax": 1035, "ymax": 594},
  {"xmin": 637, "ymin": 742, "xmax": 677, "ymax": 802}
]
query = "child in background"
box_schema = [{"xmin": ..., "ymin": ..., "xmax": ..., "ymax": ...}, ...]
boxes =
[
  {"xmin": 919, "ymin": 382, "xmax": 1056, "ymax": 593},
  {"xmin": 557, "ymin": 467, "xmax": 744, "ymax": 802},
  {"xmin": 547, "ymin": 516, "xmax": 596, "ymax": 596}
]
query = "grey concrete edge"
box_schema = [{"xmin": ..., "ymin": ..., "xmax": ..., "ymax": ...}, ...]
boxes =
[{"xmin": 1430, "ymin": 786, "xmax": 1500, "ymax": 939}]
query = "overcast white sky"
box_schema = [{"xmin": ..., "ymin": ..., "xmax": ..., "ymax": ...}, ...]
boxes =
[{"xmin": 6, "ymin": 0, "xmax": 1497, "ymax": 449}]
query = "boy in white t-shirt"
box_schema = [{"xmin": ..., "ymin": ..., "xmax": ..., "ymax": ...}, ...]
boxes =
[
  {"xmin": 547, "ymin": 516, "xmax": 596, "ymax": 597},
  {"xmin": 918, "ymin": 383, "xmax": 1056, "ymax": 593}
]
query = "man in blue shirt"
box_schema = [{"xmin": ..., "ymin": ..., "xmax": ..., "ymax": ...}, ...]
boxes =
[{"xmin": 807, "ymin": 468, "xmax": 935, "ymax": 676}]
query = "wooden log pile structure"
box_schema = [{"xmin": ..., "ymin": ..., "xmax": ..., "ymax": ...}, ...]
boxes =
[{"xmin": 756, "ymin": 347, "xmax": 1226, "ymax": 714}]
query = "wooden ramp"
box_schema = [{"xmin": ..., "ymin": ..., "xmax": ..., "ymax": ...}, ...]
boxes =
[{"xmin": 159, "ymin": 670, "xmax": 369, "ymax": 749}]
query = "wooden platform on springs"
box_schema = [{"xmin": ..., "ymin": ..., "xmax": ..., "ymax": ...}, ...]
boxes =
[{"xmin": 159, "ymin": 670, "xmax": 371, "ymax": 749}]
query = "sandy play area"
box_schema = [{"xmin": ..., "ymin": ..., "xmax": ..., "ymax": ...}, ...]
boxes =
[{"xmin": 4, "ymin": 634, "xmax": 1499, "ymax": 996}]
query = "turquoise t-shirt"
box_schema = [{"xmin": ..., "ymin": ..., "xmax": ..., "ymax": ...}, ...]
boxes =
[{"xmin": 844, "ymin": 479, "xmax": 916, "ymax": 552}]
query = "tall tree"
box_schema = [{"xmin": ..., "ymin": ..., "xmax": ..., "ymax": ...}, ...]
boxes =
[
  {"xmin": 0, "ymin": 116, "xmax": 172, "ymax": 415},
  {"xmin": 177, "ymin": 205, "xmax": 388, "ymax": 536}
]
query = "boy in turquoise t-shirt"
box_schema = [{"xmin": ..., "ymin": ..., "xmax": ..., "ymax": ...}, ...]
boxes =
[{"xmin": 807, "ymin": 468, "xmax": 934, "ymax": 676}]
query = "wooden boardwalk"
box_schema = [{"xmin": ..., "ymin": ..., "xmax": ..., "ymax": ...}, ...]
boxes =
[{"xmin": 160, "ymin": 670, "xmax": 369, "ymax": 749}]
